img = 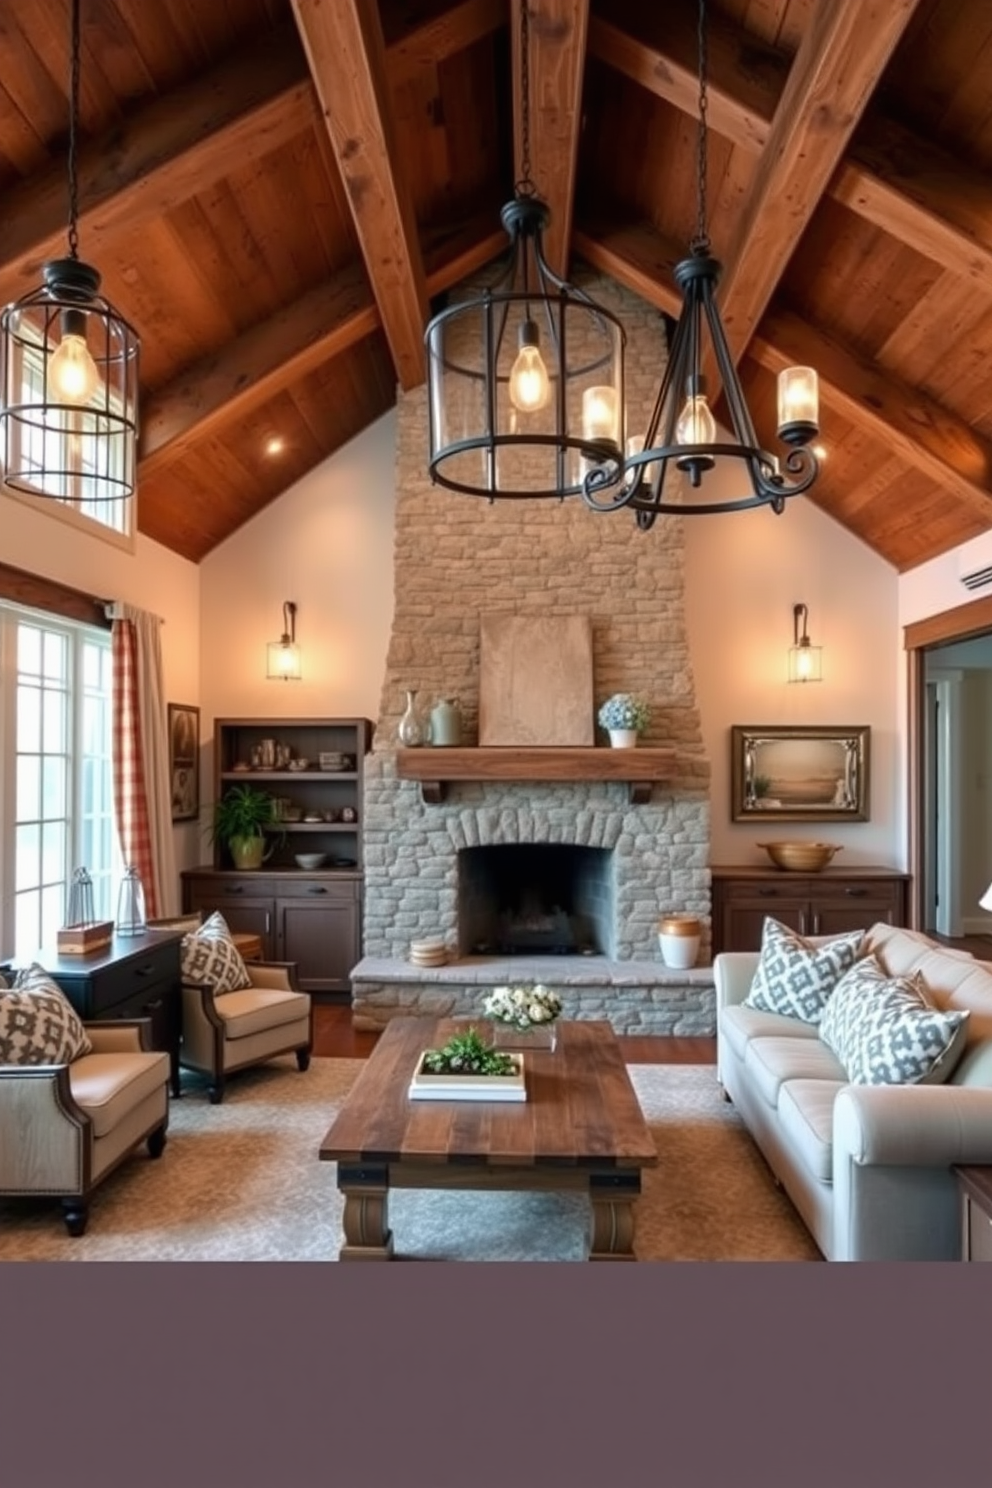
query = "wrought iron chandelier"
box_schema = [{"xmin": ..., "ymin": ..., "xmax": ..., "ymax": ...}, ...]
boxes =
[
  {"xmin": 582, "ymin": 0, "xmax": 819, "ymax": 527},
  {"xmin": 0, "ymin": 0, "xmax": 139, "ymax": 506},
  {"xmin": 424, "ymin": 2, "xmax": 625, "ymax": 501}
]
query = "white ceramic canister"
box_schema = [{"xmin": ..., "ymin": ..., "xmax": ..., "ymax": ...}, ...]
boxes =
[{"xmin": 658, "ymin": 915, "xmax": 701, "ymax": 969}]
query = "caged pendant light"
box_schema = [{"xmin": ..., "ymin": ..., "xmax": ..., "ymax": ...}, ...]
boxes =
[
  {"xmin": 582, "ymin": 0, "xmax": 819, "ymax": 528},
  {"xmin": 424, "ymin": 1, "xmax": 625, "ymax": 501},
  {"xmin": 0, "ymin": 0, "xmax": 139, "ymax": 507}
]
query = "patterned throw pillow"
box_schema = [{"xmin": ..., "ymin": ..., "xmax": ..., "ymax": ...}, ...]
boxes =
[
  {"xmin": 744, "ymin": 917, "xmax": 864, "ymax": 1024},
  {"xmin": 819, "ymin": 955, "xmax": 970, "ymax": 1086},
  {"xmin": 181, "ymin": 910, "xmax": 252, "ymax": 996},
  {"xmin": 0, "ymin": 963, "xmax": 93, "ymax": 1065}
]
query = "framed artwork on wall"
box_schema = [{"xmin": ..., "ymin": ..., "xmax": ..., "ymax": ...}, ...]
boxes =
[
  {"xmin": 731, "ymin": 724, "xmax": 870, "ymax": 822},
  {"xmin": 168, "ymin": 703, "xmax": 200, "ymax": 822}
]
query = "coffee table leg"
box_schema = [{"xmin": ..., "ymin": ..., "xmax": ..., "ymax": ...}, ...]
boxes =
[
  {"xmin": 589, "ymin": 1172, "xmax": 641, "ymax": 1261},
  {"xmin": 337, "ymin": 1163, "xmax": 394, "ymax": 1261}
]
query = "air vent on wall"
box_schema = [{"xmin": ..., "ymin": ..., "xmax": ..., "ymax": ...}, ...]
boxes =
[{"xmin": 957, "ymin": 533, "xmax": 992, "ymax": 590}]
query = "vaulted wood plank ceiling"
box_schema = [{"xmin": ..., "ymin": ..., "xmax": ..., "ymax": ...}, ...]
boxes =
[{"xmin": 1, "ymin": 0, "xmax": 990, "ymax": 572}]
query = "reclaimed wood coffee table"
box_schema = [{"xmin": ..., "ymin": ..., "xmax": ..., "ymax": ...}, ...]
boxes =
[{"xmin": 319, "ymin": 1016, "xmax": 658, "ymax": 1261}]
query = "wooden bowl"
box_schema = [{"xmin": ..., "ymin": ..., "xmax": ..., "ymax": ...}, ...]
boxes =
[{"xmin": 758, "ymin": 841, "xmax": 843, "ymax": 872}]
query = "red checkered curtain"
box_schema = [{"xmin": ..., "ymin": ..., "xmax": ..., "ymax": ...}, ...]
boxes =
[{"xmin": 109, "ymin": 604, "xmax": 178, "ymax": 917}]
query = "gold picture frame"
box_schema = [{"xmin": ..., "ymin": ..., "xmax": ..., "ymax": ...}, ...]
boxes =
[{"xmin": 731, "ymin": 724, "xmax": 870, "ymax": 822}]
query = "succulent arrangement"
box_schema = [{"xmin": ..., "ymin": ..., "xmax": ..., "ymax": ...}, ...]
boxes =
[
  {"xmin": 597, "ymin": 692, "xmax": 650, "ymax": 733},
  {"xmin": 419, "ymin": 1027, "xmax": 517, "ymax": 1077}
]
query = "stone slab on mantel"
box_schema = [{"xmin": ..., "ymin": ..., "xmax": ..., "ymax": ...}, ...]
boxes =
[{"xmin": 395, "ymin": 746, "xmax": 678, "ymax": 803}]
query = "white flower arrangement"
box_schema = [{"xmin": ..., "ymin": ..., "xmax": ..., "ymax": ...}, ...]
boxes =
[
  {"xmin": 483, "ymin": 983, "xmax": 562, "ymax": 1031},
  {"xmin": 597, "ymin": 692, "xmax": 650, "ymax": 733}
]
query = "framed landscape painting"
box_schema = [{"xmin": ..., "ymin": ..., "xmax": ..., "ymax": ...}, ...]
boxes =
[
  {"xmin": 168, "ymin": 703, "xmax": 200, "ymax": 822},
  {"xmin": 731, "ymin": 725, "xmax": 870, "ymax": 822}
]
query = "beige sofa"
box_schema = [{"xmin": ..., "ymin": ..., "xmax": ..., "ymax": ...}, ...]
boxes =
[{"xmin": 716, "ymin": 922, "xmax": 992, "ymax": 1261}]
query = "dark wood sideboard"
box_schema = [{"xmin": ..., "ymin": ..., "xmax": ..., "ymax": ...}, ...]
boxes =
[
  {"xmin": 710, "ymin": 865, "xmax": 911, "ymax": 955},
  {"xmin": 13, "ymin": 929, "xmax": 184, "ymax": 1096}
]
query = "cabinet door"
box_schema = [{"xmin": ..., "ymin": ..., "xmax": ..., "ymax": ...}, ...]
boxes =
[
  {"xmin": 714, "ymin": 880, "xmax": 809, "ymax": 952},
  {"xmin": 278, "ymin": 892, "xmax": 359, "ymax": 994},
  {"xmin": 807, "ymin": 881, "xmax": 906, "ymax": 938},
  {"xmin": 184, "ymin": 878, "xmax": 277, "ymax": 959}
]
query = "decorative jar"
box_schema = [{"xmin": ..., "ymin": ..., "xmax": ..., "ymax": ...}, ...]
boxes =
[
  {"xmin": 398, "ymin": 689, "xmax": 430, "ymax": 747},
  {"xmin": 658, "ymin": 915, "xmax": 701, "ymax": 969}
]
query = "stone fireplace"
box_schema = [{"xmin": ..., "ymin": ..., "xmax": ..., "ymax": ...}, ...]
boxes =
[{"xmin": 352, "ymin": 271, "xmax": 715, "ymax": 1034}]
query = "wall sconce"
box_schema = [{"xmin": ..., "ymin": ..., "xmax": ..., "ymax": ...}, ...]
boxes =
[
  {"xmin": 979, "ymin": 884, "xmax": 992, "ymax": 913},
  {"xmin": 788, "ymin": 603, "xmax": 822, "ymax": 683},
  {"xmin": 267, "ymin": 601, "xmax": 301, "ymax": 681}
]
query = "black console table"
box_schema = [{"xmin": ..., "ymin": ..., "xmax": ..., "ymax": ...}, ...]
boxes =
[{"xmin": 14, "ymin": 929, "xmax": 184, "ymax": 1097}]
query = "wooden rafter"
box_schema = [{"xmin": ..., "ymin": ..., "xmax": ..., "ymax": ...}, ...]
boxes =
[
  {"xmin": 576, "ymin": 216, "xmax": 992, "ymax": 518},
  {"xmin": 291, "ymin": 0, "xmax": 429, "ymax": 391},
  {"xmin": 0, "ymin": 26, "xmax": 313, "ymax": 303},
  {"xmin": 385, "ymin": 0, "xmax": 507, "ymax": 84},
  {"xmin": 714, "ymin": 0, "xmax": 924, "ymax": 373},
  {"xmin": 511, "ymin": 0, "xmax": 589, "ymax": 278},
  {"xmin": 138, "ymin": 212, "xmax": 507, "ymax": 477},
  {"xmin": 589, "ymin": 5, "xmax": 992, "ymax": 299}
]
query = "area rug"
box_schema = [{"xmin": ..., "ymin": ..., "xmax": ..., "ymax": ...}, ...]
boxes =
[{"xmin": 0, "ymin": 1059, "xmax": 820, "ymax": 1261}]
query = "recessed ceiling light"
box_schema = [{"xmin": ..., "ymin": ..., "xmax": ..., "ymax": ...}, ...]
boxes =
[{"xmin": 264, "ymin": 434, "xmax": 285, "ymax": 457}]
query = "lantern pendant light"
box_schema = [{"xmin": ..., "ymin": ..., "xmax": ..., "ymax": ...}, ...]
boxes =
[
  {"xmin": 424, "ymin": 1, "xmax": 626, "ymax": 501},
  {"xmin": 582, "ymin": 0, "xmax": 819, "ymax": 526},
  {"xmin": 0, "ymin": 0, "xmax": 139, "ymax": 507},
  {"xmin": 267, "ymin": 601, "xmax": 302, "ymax": 681}
]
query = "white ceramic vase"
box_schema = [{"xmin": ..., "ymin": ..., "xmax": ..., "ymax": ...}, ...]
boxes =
[
  {"xmin": 608, "ymin": 728, "xmax": 638, "ymax": 748},
  {"xmin": 658, "ymin": 915, "xmax": 701, "ymax": 969}
]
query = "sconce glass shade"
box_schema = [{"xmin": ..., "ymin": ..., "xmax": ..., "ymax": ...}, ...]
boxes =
[
  {"xmin": 267, "ymin": 639, "xmax": 302, "ymax": 681},
  {"xmin": 787, "ymin": 602, "xmax": 822, "ymax": 683},
  {"xmin": 267, "ymin": 600, "xmax": 301, "ymax": 680},
  {"xmin": 777, "ymin": 366, "xmax": 819, "ymax": 447}
]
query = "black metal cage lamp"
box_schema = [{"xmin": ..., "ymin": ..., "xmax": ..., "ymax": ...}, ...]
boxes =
[
  {"xmin": 424, "ymin": 3, "xmax": 626, "ymax": 501},
  {"xmin": 0, "ymin": 0, "xmax": 139, "ymax": 506},
  {"xmin": 582, "ymin": 0, "xmax": 819, "ymax": 528}
]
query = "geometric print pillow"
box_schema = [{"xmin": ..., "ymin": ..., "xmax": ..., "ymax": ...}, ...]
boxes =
[
  {"xmin": 181, "ymin": 910, "xmax": 252, "ymax": 996},
  {"xmin": 819, "ymin": 955, "xmax": 970, "ymax": 1086},
  {"xmin": 744, "ymin": 916, "xmax": 864, "ymax": 1025},
  {"xmin": 0, "ymin": 963, "xmax": 93, "ymax": 1065}
]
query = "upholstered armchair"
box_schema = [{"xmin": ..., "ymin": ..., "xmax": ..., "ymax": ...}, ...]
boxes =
[
  {"xmin": 0, "ymin": 1020, "xmax": 170, "ymax": 1236},
  {"xmin": 180, "ymin": 960, "xmax": 312, "ymax": 1104}
]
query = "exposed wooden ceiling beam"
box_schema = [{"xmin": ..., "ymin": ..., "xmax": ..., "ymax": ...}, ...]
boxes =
[
  {"xmin": 292, "ymin": 0, "xmax": 429, "ymax": 391},
  {"xmin": 578, "ymin": 217, "xmax": 992, "ymax": 519},
  {"xmin": 511, "ymin": 0, "xmax": 589, "ymax": 278},
  {"xmin": 385, "ymin": 0, "xmax": 508, "ymax": 84},
  {"xmin": 0, "ymin": 25, "xmax": 313, "ymax": 301},
  {"xmin": 138, "ymin": 214, "xmax": 508, "ymax": 478},
  {"xmin": 751, "ymin": 309, "xmax": 992, "ymax": 523},
  {"xmin": 714, "ymin": 0, "xmax": 923, "ymax": 374},
  {"xmin": 589, "ymin": 5, "xmax": 992, "ymax": 296},
  {"xmin": 138, "ymin": 267, "xmax": 380, "ymax": 479}
]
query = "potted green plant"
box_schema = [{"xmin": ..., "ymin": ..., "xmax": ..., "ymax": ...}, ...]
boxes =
[
  {"xmin": 597, "ymin": 692, "xmax": 650, "ymax": 747},
  {"xmin": 211, "ymin": 784, "xmax": 279, "ymax": 870}
]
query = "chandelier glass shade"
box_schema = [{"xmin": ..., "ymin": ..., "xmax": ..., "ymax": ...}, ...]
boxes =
[
  {"xmin": 0, "ymin": 0, "xmax": 139, "ymax": 505},
  {"xmin": 267, "ymin": 601, "xmax": 302, "ymax": 681},
  {"xmin": 582, "ymin": 0, "xmax": 819, "ymax": 527}
]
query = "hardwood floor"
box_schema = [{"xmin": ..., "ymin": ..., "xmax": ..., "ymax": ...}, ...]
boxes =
[{"xmin": 311, "ymin": 1004, "xmax": 716, "ymax": 1064}]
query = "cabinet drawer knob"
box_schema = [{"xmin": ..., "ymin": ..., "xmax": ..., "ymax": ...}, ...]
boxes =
[
  {"xmin": 224, "ymin": 886, "xmax": 245, "ymax": 895},
  {"xmin": 757, "ymin": 888, "xmax": 779, "ymax": 897},
  {"xmin": 845, "ymin": 888, "xmax": 868, "ymax": 897},
  {"xmin": 308, "ymin": 886, "xmax": 328, "ymax": 895}
]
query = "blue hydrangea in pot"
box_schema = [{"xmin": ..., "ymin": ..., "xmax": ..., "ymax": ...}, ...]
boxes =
[{"xmin": 597, "ymin": 692, "xmax": 650, "ymax": 748}]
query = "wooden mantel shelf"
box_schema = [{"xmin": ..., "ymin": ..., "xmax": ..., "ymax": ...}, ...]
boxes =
[{"xmin": 396, "ymin": 746, "xmax": 678, "ymax": 804}]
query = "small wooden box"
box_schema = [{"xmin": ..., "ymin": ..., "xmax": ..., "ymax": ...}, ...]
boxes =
[{"xmin": 56, "ymin": 920, "xmax": 115, "ymax": 956}]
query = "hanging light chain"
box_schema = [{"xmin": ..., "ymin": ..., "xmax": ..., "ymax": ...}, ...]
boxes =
[
  {"xmin": 516, "ymin": 2, "xmax": 535, "ymax": 196},
  {"xmin": 67, "ymin": 0, "xmax": 82, "ymax": 259},
  {"xmin": 691, "ymin": 0, "xmax": 710, "ymax": 253}
]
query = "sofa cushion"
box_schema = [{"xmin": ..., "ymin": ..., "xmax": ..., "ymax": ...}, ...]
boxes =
[
  {"xmin": 720, "ymin": 1003, "xmax": 821, "ymax": 1065},
  {"xmin": 819, "ymin": 955, "xmax": 970, "ymax": 1086},
  {"xmin": 181, "ymin": 911, "xmax": 252, "ymax": 996},
  {"xmin": 744, "ymin": 917, "xmax": 864, "ymax": 1024},
  {"xmin": 0, "ymin": 965, "xmax": 93, "ymax": 1065},
  {"xmin": 68, "ymin": 1051, "xmax": 170, "ymax": 1138},
  {"xmin": 744, "ymin": 1035, "xmax": 848, "ymax": 1108},
  {"xmin": 213, "ymin": 986, "xmax": 310, "ymax": 1041},
  {"xmin": 777, "ymin": 1079, "xmax": 844, "ymax": 1185}
]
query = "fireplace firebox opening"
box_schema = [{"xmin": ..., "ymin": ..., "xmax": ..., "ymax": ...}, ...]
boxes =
[{"xmin": 457, "ymin": 843, "xmax": 614, "ymax": 958}]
